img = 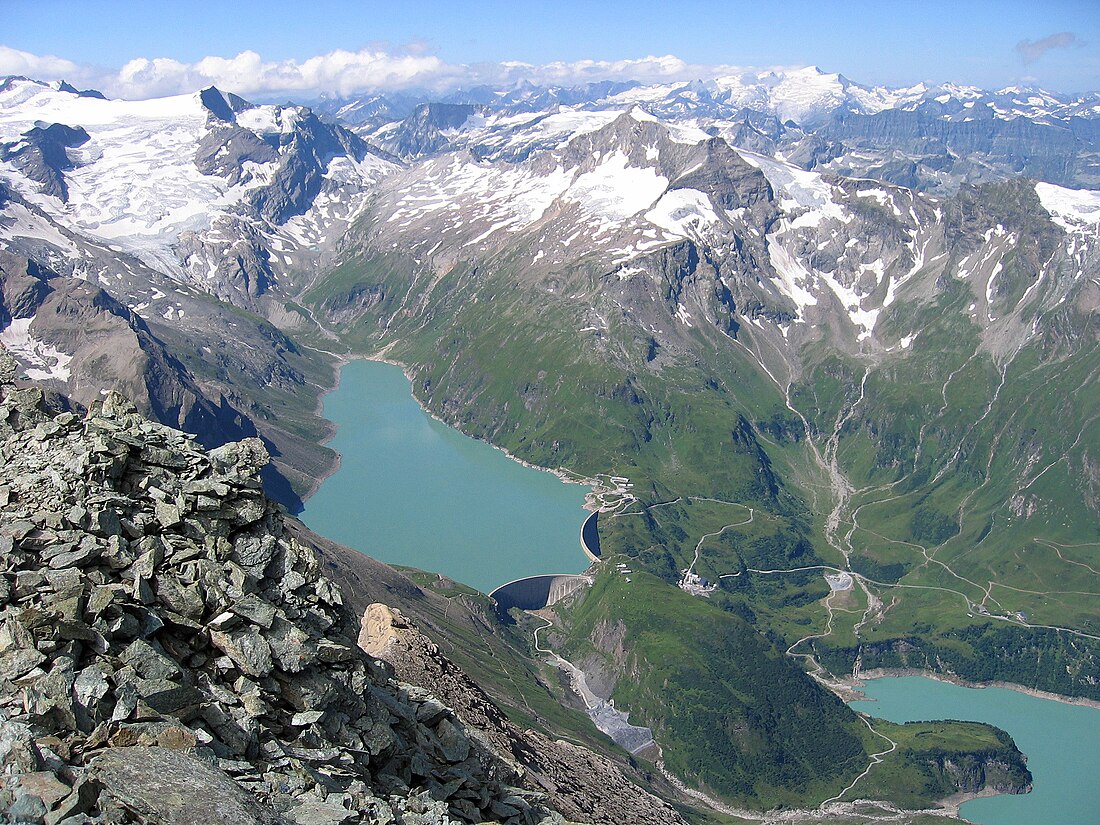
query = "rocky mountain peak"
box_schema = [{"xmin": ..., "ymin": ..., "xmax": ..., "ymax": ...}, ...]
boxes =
[
  {"xmin": 374, "ymin": 103, "xmax": 485, "ymax": 160},
  {"xmin": 0, "ymin": 122, "xmax": 90, "ymax": 202},
  {"xmin": 56, "ymin": 81, "xmax": 106, "ymax": 101},
  {"xmin": 198, "ymin": 86, "xmax": 253, "ymax": 124}
]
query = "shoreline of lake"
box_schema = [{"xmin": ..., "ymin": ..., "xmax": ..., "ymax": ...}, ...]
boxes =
[
  {"xmin": 843, "ymin": 667, "xmax": 1100, "ymax": 711},
  {"xmin": 299, "ymin": 351, "xmax": 602, "ymax": 509},
  {"xmin": 296, "ymin": 350, "xmax": 354, "ymax": 503},
  {"xmin": 368, "ymin": 355, "xmax": 602, "ymax": 502},
  {"xmin": 849, "ymin": 673, "xmax": 1100, "ymax": 825}
]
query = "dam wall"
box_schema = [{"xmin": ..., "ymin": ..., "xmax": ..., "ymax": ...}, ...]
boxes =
[
  {"xmin": 490, "ymin": 511, "xmax": 599, "ymax": 614},
  {"xmin": 490, "ymin": 574, "xmax": 592, "ymax": 613},
  {"xmin": 580, "ymin": 510, "xmax": 601, "ymax": 561}
]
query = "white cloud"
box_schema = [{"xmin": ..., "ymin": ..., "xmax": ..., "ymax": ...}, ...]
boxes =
[
  {"xmin": 481, "ymin": 54, "xmax": 743, "ymax": 87},
  {"xmin": 107, "ymin": 49, "xmax": 455, "ymax": 99},
  {"xmin": 1016, "ymin": 32, "xmax": 1081, "ymax": 65},
  {"xmin": 0, "ymin": 44, "xmax": 748, "ymax": 100},
  {"xmin": 0, "ymin": 45, "xmax": 90, "ymax": 84}
]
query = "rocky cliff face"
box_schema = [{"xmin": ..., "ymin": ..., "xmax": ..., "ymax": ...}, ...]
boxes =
[
  {"xmin": 816, "ymin": 106, "xmax": 1089, "ymax": 190},
  {"xmin": 358, "ymin": 604, "xmax": 687, "ymax": 825},
  {"xmin": 935, "ymin": 754, "xmax": 1031, "ymax": 796},
  {"xmin": 0, "ymin": 124, "xmax": 89, "ymax": 203},
  {"xmin": 0, "ymin": 345, "xmax": 571, "ymax": 825},
  {"xmin": 373, "ymin": 104, "xmax": 483, "ymax": 160},
  {"xmin": 0, "ymin": 233, "xmax": 340, "ymax": 513},
  {"xmin": 0, "ymin": 251, "xmax": 255, "ymax": 450}
]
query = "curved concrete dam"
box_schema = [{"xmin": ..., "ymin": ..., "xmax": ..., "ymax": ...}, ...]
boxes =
[
  {"xmin": 580, "ymin": 510, "xmax": 601, "ymax": 560},
  {"xmin": 490, "ymin": 511, "xmax": 601, "ymax": 612},
  {"xmin": 489, "ymin": 574, "xmax": 593, "ymax": 613}
]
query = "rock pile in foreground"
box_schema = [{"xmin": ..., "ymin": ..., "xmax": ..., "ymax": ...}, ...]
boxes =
[{"xmin": 0, "ymin": 346, "xmax": 567, "ymax": 825}]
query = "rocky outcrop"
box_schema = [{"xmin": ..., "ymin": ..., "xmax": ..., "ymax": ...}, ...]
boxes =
[
  {"xmin": 198, "ymin": 87, "xmax": 254, "ymax": 125},
  {"xmin": 358, "ymin": 604, "xmax": 687, "ymax": 825},
  {"xmin": 247, "ymin": 111, "xmax": 384, "ymax": 226},
  {"xmin": 174, "ymin": 220, "xmax": 278, "ymax": 304},
  {"xmin": 56, "ymin": 82, "xmax": 106, "ymax": 101},
  {"xmin": 375, "ymin": 104, "xmax": 483, "ymax": 160},
  {"xmin": 194, "ymin": 127, "xmax": 279, "ymax": 185},
  {"xmin": 0, "ymin": 251, "xmax": 258, "ymax": 455},
  {"xmin": 935, "ymin": 753, "xmax": 1032, "ymax": 796},
  {"xmin": 0, "ymin": 123, "xmax": 89, "ymax": 202},
  {"xmin": 0, "ymin": 346, "xmax": 569, "ymax": 825}
]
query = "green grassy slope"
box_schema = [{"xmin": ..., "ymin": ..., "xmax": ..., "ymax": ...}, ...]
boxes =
[{"xmin": 557, "ymin": 568, "xmax": 869, "ymax": 808}]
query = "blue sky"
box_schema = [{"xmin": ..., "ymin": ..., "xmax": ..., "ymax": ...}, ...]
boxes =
[{"xmin": 1, "ymin": 0, "xmax": 1097, "ymax": 98}]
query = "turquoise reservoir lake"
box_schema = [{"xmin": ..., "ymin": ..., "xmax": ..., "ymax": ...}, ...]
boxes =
[
  {"xmin": 300, "ymin": 359, "xmax": 591, "ymax": 593},
  {"xmin": 850, "ymin": 676, "xmax": 1100, "ymax": 825}
]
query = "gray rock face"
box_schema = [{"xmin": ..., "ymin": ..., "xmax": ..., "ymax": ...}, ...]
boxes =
[
  {"xmin": 0, "ymin": 362, "xmax": 566, "ymax": 825},
  {"xmin": 0, "ymin": 252, "xmax": 51, "ymax": 328},
  {"xmin": 0, "ymin": 251, "xmax": 261, "ymax": 455},
  {"xmin": 88, "ymin": 746, "xmax": 284, "ymax": 825},
  {"xmin": 57, "ymin": 81, "xmax": 106, "ymax": 100},
  {"xmin": 376, "ymin": 104, "xmax": 483, "ymax": 160},
  {"xmin": 195, "ymin": 126, "xmax": 279, "ymax": 184},
  {"xmin": 199, "ymin": 87, "xmax": 254, "ymax": 124},
  {"xmin": 0, "ymin": 123, "xmax": 89, "ymax": 202},
  {"xmin": 246, "ymin": 111, "xmax": 384, "ymax": 225},
  {"xmin": 819, "ymin": 107, "xmax": 1087, "ymax": 190},
  {"xmin": 173, "ymin": 221, "xmax": 276, "ymax": 303}
]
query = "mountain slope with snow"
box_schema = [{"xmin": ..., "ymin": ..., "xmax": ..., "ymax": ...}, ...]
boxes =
[
  {"xmin": 343, "ymin": 67, "xmax": 1100, "ymax": 193},
  {"xmin": 0, "ymin": 77, "xmax": 398, "ymax": 307}
]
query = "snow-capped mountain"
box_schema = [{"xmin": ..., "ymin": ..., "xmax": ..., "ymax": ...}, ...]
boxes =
[
  {"xmin": 1, "ymin": 68, "xmax": 1098, "ymax": 507},
  {"xmin": 0, "ymin": 77, "xmax": 402, "ymax": 504},
  {"xmin": 339, "ymin": 67, "xmax": 1100, "ymax": 192},
  {"xmin": 328, "ymin": 103, "xmax": 1100, "ymax": 378},
  {"xmin": 4, "ymin": 70, "xmax": 1099, "ymax": 376},
  {"xmin": 0, "ymin": 77, "xmax": 398, "ymax": 309}
]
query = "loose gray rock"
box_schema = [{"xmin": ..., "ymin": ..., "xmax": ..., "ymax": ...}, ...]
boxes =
[
  {"xmin": 88, "ymin": 746, "xmax": 283, "ymax": 825},
  {"xmin": 0, "ymin": 370, "xmax": 565, "ymax": 825}
]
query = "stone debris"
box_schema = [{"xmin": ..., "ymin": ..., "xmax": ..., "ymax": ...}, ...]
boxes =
[
  {"xmin": 0, "ymin": 345, "xmax": 571, "ymax": 825},
  {"xmin": 359, "ymin": 604, "xmax": 688, "ymax": 825}
]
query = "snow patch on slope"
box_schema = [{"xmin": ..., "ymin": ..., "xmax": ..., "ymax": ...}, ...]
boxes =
[
  {"xmin": 1036, "ymin": 183, "xmax": 1100, "ymax": 235},
  {"xmin": 386, "ymin": 157, "xmax": 573, "ymax": 239},
  {"xmin": 645, "ymin": 189, "xmax": 719, "ymax": 235},
  {"xmin": 563, "ymin": 151, "xmax": 668, "ymax": 220},
  {"xmin": 0, "ymin": 316, "xmax": 72, "ymax": 381},
  {"xmin": 736, "ymin": 150, "xmax": 846, "ymax": 224},
  {"xmin": 0, "ymin": 78, "xmax": 396, "ymax": 286},
  {"xmin": 0, "ymin": 203, "xmax": 80, "ymax": 253},
  {"xmin": 766, "ymin": 241, "xmax": 819, "ymax": 314}
]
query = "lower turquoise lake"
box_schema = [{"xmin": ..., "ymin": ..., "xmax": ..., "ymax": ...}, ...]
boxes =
[
  {"xmin": 850, "ymin": 676, "xmax": 1100, "ymax": 825},
  {"xmin": 300, "ymin": 359, "xmax": 591, "ymax": 593}
]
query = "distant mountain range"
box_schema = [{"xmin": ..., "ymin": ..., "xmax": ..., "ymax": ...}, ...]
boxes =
[{"xmin": 320, "ymin": 66, "xmax": 1100, "ymax": 191}]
